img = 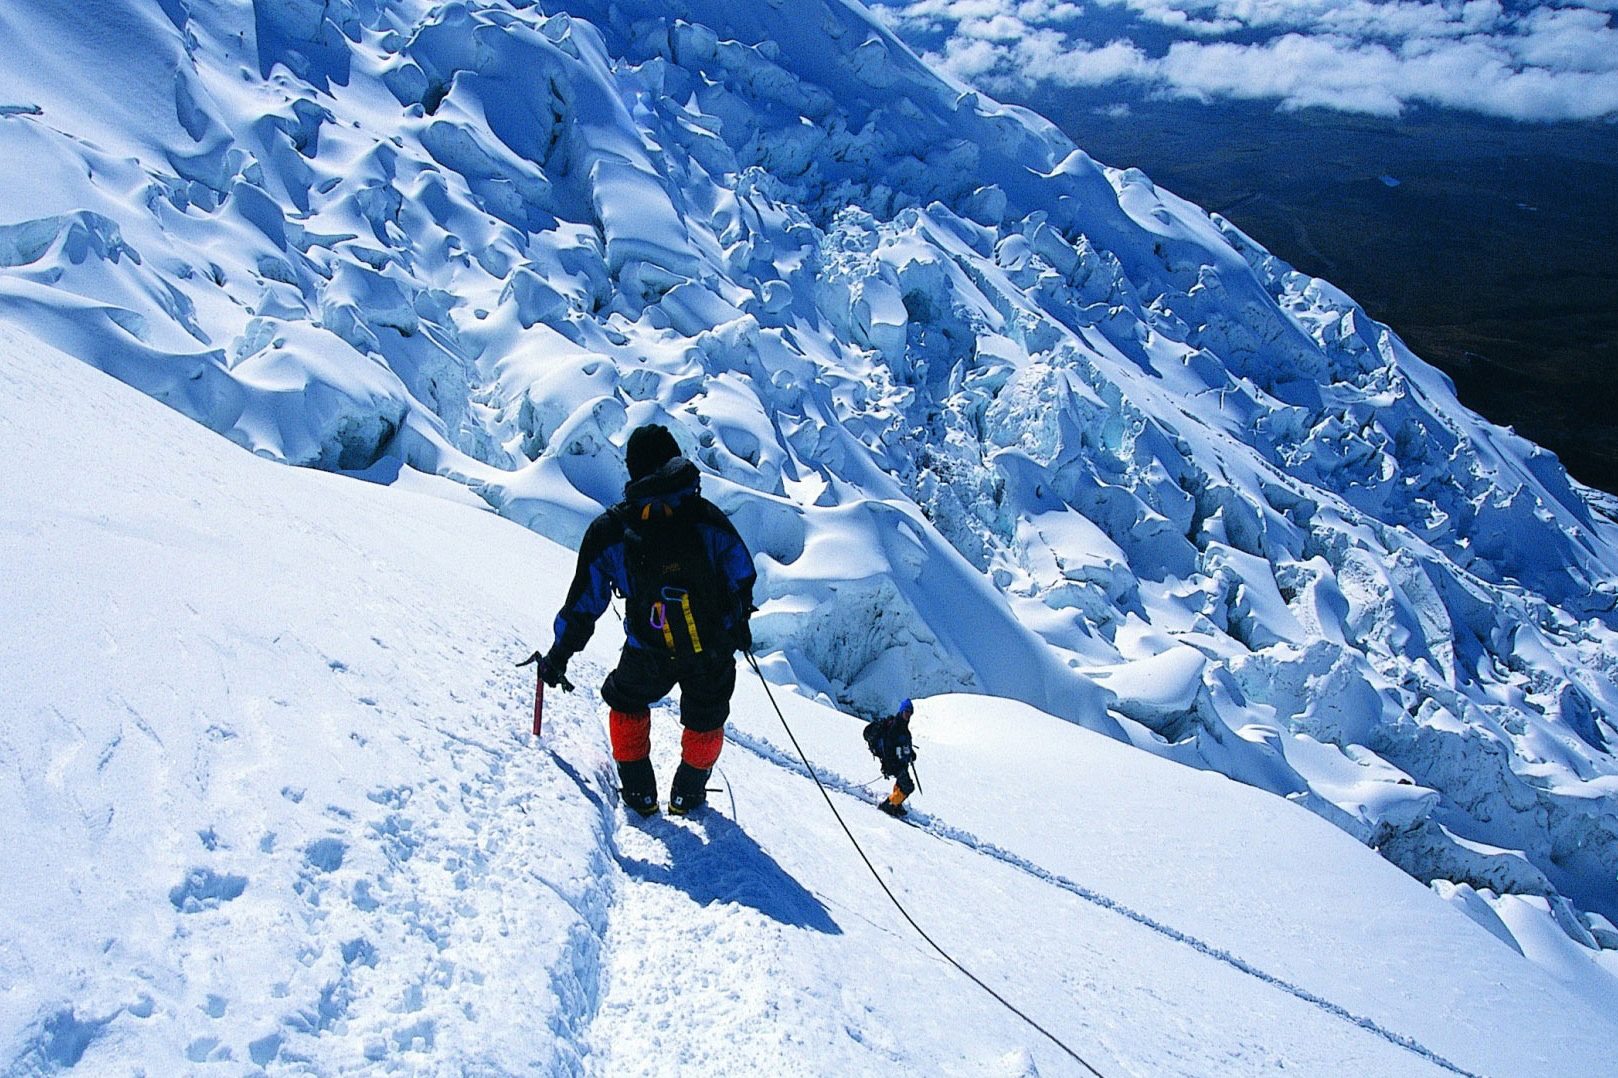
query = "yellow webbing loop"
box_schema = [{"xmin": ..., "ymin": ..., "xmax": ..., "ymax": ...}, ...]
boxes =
[{"xmin": 680, "ymin": 595, "xmax": 703, "ymax": 654}]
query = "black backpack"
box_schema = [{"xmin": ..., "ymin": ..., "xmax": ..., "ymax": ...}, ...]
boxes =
[
  {"xmin": 863, "ymin": 717, "xmax": 892, "ymax": 758},
  {"xmin": 618, "ymin": 500, "xmax": 727, "ymax": 656},
  {"xmin": 864, "ymin": 716, "xmax": 913, "ymax": 765}
]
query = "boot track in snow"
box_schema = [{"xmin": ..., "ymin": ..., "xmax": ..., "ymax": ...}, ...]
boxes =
[{"xmin": 724, "ymin": 724, "xmax": 1483, "ymax": 1078}]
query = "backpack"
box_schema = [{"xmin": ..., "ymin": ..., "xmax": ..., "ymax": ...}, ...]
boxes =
[
  {"xmin": 863, "ymin": 717, "xmax": 889, "ymax": 758},
  {"xmin": 618, "ymin": 499, "xmax": 728, "ymax": 656},
  {"xmin": 864, "ymin": 715, "xmax": 914, "ymax": 766}
]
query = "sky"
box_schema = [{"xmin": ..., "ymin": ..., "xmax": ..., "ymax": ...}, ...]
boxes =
[{"xmin": 872, "ymin": 0, "xmax": 1618, "ymax": 121}]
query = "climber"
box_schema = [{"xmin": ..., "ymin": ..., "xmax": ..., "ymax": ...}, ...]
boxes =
[
  {"xmin": 864, "ymin": 698, "xmax": 918, "ymax": 817},
  {"xmin": 533, "ymin": 423, "xmax": 756, "ymax": 816}
]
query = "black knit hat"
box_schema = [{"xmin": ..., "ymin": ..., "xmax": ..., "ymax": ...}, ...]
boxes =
[{"xmin": 625, "ymin": 423, "xmax": 681, "ymax": 481}]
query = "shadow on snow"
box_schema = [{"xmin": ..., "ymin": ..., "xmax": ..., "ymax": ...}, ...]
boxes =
[{"xmin": 617, "ymin": 811, "xmax": 842, "ymax": 935}]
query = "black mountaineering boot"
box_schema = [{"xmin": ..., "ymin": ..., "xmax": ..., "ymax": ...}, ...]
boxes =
[
  {"xmin": 617, "ymin": 758, "xmax": 659, "ymax": 818},
  {"xmin": 668, "ymin": 762, "xmax": 710, "ymax": 817}
]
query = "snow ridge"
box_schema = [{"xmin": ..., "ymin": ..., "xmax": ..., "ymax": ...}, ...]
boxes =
[{"xmin": 2, "ymin": 0, "xmax": 1617, "ymax": 990}]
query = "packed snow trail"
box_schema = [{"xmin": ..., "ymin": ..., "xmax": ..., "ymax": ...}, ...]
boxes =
[
  {"xmin": 571, "ymin": 687, "xmax": 1465, "ymax": 1077},
  {"xmin": 581, "ymin": 709, "xmax": 857, "ymax": 1075},
  {"xmin": 741, "ymin": 656, "xmax": 1107, "ymax": 1078},
  {"xmin": 723, "ymin": 666, "xmax": 1618, "ymax": 1077},
  {"xmin": 725, "ymin": 724, "xmax": 1475, "ymax": 1078}
]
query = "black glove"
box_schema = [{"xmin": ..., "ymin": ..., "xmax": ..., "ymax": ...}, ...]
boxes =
[
  {"xmin": 542, "ymin": 647, "xmax": 573, "ymax": 689},
  {"xmin": 517, "ymin": 649, "xmax": 574, "ymax": 692}
]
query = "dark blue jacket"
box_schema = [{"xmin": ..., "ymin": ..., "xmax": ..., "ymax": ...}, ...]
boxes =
[
  {"xmin": 864, "ymin": 713, "xmax": 916, "ymax": 776},
  {"xmin": 551, "ymin": 459, "xmax": 755, "ymax": 663}
]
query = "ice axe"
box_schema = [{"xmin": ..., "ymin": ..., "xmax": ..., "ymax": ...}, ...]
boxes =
[{"xmin": 516, "ymin": 651, "xmax": 574, "ymax": 737}]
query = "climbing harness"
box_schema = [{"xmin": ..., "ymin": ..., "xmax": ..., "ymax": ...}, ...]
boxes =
[{"xmin": 650, "ymin": 585, "xmax": 703, "ymax": 653}]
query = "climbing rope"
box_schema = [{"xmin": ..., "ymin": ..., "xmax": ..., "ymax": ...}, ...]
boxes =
[
  {"xmin": 715, "ymin": 762, "xmax": 738, "ymax": 821},
  {"xmin": 744, "ymin": 652, "xmax": 1107, "ymax": 1078}
]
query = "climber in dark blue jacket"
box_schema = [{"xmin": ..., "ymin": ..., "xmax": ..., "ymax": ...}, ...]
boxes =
[
  {"xmin": 538, "ymin": 424, "xmax": 756, "ymax": 817},
  {"xmin": 864, "ymin": 699, "xmax": 917, "ymax": 817}
]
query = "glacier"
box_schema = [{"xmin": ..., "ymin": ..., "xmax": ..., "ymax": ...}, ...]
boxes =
[
  {"xmin": 11, "ymin": 322, "xmax": 1618, "ymax": 1075},
  {"xmin": 3, "ymin": 0, "xmax": 1618, "ymax": 1052}
]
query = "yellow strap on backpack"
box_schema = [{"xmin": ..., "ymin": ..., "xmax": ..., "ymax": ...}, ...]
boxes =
[{"xmin": 680, "ymin": 595, "xmax": 703, "ymax": 654}]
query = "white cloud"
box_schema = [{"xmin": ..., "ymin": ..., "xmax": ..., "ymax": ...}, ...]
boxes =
[
  {"xmin": 1015, "ymin": 1, "xmax": 1085, "ymax": 18},
  {"xmin": 1516, "ymin": 6, "xmax": 1618, "ymax": 72},
  {"xmin": 1156, "ymin": 35, "xmax": 1408, "ymax": 116},
  {"xmin": 1096, "ymin": 0, "xmax": 1242, "ymax": 36},
  {"xmin": 1097, "ymin": 0, "xmax": 1509, "ymax": 38},
  {"xmin": 958, "ymin": 13, "xmax": 1035, "ymax": 40},
  {"xmin": 927, "ymin": 35, "xmax": 1012, "ymax": 82},
  {"xmin": 1027, "ymin": 38, "xmax": 1155, "ymax": 87},
  {"xmin": 882, "ymin": 0, "xmax": 1618, "ymax": 122},
  {"xmin": 925, "ymin": 26, "xmax": 1153, "ymax": 92}
]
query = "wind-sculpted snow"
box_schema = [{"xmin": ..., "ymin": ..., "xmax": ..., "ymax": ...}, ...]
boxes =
[
  {"xmin": 3, "ymin": 0, "xmax": 1618, "ymax": 986},
  {"xmin": 12, "ymin": 240, "xmax": 1618, "ymax": 1074}
]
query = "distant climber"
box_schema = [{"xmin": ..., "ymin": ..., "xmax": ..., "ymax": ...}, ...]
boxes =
[
  {"xmin": 533, "ymin": 423, "xmax": 756, "ymax": 817},
  {"xmin": 864, "ymin": 699, "xmax": 918, "ymax": 817}
]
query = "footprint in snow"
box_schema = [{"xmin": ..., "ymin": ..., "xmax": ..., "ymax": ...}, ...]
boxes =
[{"xmin": 168, "ymin": 868, "xmax": 247, "ymax": 913}]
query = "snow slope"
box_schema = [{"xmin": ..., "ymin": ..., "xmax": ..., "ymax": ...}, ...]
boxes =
[
  {"xmin": 8, "ymin": 327, "xmax": 1618, "ymax": 1076},
  {"xmin": 4, "ymin": 0, "xmax": 1618, "ymax": 1018}
]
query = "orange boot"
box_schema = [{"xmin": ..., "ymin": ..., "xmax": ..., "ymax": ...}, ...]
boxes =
[{"xmin": 878, "ymin": 783, "xmax": 909, "ymax": 817}]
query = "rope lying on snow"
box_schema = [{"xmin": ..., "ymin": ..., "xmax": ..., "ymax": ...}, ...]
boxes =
[{"xmin": 743, "ymin": 652, "xmax": 1107, "ymax": 1078}]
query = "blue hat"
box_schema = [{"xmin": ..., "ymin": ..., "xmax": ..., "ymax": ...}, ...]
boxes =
[{"xmin": 897, "ymin": 698, "xmax": 913, "ymax": 717}]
